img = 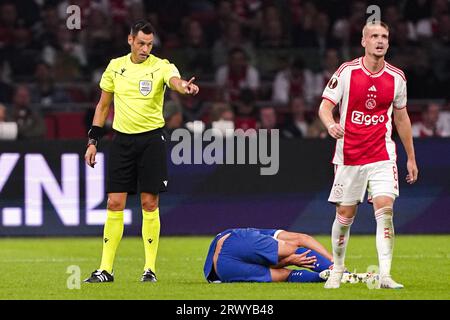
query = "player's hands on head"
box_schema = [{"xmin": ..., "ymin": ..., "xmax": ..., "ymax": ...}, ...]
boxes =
[
  {"xmin": 85, "ymin": 145, "xmax": 97, "ymax": 168},
  {"xmin": 183, "ymin": 77, "xmax": 199, "ymax": 96},
  {"xmin": 327, "ymin": 123, "xmax": 345, "ymax": 139},
  {"xmin": 406, "ymin": 159, "xmax": 418, "ymax": 184}
]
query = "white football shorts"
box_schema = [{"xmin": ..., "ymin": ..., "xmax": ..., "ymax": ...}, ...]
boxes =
[{"xmin": 328, "ymin": 160, "xmax": 399, "ymax": 205}]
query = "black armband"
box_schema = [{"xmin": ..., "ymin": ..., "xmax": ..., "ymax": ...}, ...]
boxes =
[{"xmin": 88, "ymin": 125, "xmax": 104, "ymax": 140}]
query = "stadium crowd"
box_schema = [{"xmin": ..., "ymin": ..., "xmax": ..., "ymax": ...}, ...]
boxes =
[{"xmin": 0, "ymin": 0, "xmax": 449, "ymax": 140}]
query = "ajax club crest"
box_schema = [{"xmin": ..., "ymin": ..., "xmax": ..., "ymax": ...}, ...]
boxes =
[
  {"xmin": 365, "ymin": 97, "xmax": 376, "ymax": 109},
  {"xmin": 139, "ymin": 80, "xmax": 152, "ymax": 96},
  {"xmin": 365, "ymin": 85, "xmax": 377, "ymax": 109}
]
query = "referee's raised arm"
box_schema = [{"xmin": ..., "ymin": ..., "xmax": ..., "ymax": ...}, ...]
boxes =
[
  {"xmin": 85, "ymin": 90, "xmax": 113, "ymax": 168},
  {"xmin": 169, "ymin": 76, "xmax": 200, "ymax": 96}
]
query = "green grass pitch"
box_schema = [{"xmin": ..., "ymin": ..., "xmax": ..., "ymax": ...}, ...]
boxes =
[{"xmin": 0, "ymin": 235, "xmax": 449, "ymax": 300}]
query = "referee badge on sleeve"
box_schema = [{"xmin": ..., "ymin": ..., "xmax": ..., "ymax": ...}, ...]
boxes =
[{"xmin": 139, "ymin": 80, "xmax": 152, "ymax": 96}]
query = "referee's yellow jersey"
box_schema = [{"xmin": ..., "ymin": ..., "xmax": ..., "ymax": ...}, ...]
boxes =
[{"xmin": 100, "ymin": 53, "xmax": 181, "ymax": 134}]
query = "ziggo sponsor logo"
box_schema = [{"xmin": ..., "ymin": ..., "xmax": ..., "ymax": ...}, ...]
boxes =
[{"xmin": 351, "ymin": 111, "xmax": 386, "ymax": 125}]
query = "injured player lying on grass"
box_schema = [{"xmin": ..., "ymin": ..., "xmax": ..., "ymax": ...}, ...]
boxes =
[{"xmin": 204, "ymin": 228, "xmax": 375, "ymax": 284}]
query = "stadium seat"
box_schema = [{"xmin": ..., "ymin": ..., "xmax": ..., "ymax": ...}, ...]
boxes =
[
  {"xmin": 66, "ymin": 86, "xmax": 89, "ymax": 102},
  {"xmin": 54, "ymin": 112, "xmax": 87, "ymax": 139},
  {"xmin": 196, "ymin": 83, "xmax": 216, "ymax": 100},
  {"xmin": 44, "ymin": 115, "xmax": 57, "ymax": 139}
]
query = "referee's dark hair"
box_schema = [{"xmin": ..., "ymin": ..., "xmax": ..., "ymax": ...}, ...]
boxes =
[{"xmin": 130, "ymin": 20, "xmax": 155, "ymax": 36}]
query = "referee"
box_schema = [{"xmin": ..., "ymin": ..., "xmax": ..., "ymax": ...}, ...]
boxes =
[{"xmin": 84, "ymin": 20, "xmax": 199, "ymax": 283}]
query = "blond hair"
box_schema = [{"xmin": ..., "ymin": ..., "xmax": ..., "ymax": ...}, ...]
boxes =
[{"xmin": 362, "ymin": 21, "xmax": 389, "ymax": 37}]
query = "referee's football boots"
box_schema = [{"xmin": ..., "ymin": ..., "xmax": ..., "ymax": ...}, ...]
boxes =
[
  {"xmin": 84, "ymin": 270, "xmax": 114, "ymax": 283},
  {"xmin": 141, "ymin": 269, "xmax": 157, "ymax": 282}
]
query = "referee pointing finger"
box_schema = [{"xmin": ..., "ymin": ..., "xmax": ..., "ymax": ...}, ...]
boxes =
[{"xmin": 84, "ymin": 20, "xmax": 199, "ymax": 283}]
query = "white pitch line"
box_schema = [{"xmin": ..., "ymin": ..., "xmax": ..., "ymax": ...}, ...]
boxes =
[{"xmin": 347, "ymin": 254, "xmax": 450, "ymax": 259}]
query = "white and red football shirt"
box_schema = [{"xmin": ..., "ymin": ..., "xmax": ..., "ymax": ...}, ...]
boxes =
[{"xmin": 322, "ymin": 57, "xmax": 407, "ymax": 165}]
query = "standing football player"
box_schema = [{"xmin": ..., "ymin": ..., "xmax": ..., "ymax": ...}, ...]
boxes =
[{"xmin": 318, "ymin": 21, "xmax": 418, "ymax": 289}]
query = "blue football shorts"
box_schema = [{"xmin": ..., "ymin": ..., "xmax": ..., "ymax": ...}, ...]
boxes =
[{"xmin": 215, "ymin": 228, "xmax": 279, "ymax": 282}]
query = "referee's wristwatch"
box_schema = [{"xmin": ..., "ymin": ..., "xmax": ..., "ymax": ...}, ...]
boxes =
[{"xmin": 87, "ymin": 138, "xmax": 98, "ymax": 148}]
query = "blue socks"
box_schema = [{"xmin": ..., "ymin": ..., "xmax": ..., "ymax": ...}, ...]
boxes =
[
  {"xmin": 285, "ymin": 247, "xmax": 334, "ymax": 283},
  {"xmin": 287, "ymin": 270, "xmax": 323, "ymax": 282},
  {"xmin": 295, "ymin": 247, "xmax": 333, "ymax": 272}
]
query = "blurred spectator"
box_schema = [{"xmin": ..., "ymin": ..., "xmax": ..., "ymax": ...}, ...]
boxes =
[
  {"xmin": 210, "ymin": 0, "xmax": 242, "ymax": 41},
  {"xmin": 209, "ymin": 102, "xmax": 235, "ymax": 136},
  {"xmin": 110, "ymin": 22, "xmax": 131, "ymax": 57},
  {"xmin": 258, "ymin": 105, "xmax": 278, "ymax": 131},
  {"xmin": 272, "ymin": 57, "xmax": 316, "ymax": 106},
  {"xmin": 437, "ymin": 102, "xmax": 450, "ymax": 136},
  {"xmin": 146, "ymin": 12, "xmax": 162, "ymax": 49},
  {"xmin": 0, "ymin": 102, "xmax": 6, "ymax": 121},
  {"xmin": 313, "ymin": 11, "xmax": 340, "ymax": 54},
  {"xmin": 415, "ymin": 0, "xmax": 448, "ymax": 39},
  {"xmin": 0, "ymin": 1, "xmax": 19, "ymax": 48},
  {"xmin": 384, "ymin": 5, "xmax": 417, "ymax": 42},
  {"xmin": 308, "ymin": 103, "xmax": 339, "ymax": 138},
  {"xmin": 389, "ymin": 19, "xmax": 418, "ymax": 71},
  {"xmin": 258, "ymin": 5, "xmax": 290, "ymax": 48},
  {"xmin": 435, "ymin": 13, "xmax": 450, "ymax": 45},
  {"xmin": 0, "ymin": 102, "xmax": 17, "ymax": 140},
  {"xmin": 291, "ymin": 1, "xmax": 320, "ymax": 48},
  {"xmin": 404, "ymin": 0, "xmax": 432, "ymax": 23},
  {"xmin": 33, "ymin": 5, "xmax": 60, "ymax": 49},
  {"xmin": 163, "ymin": 100, "xmax": 184, "ymax": 134},
  {"xmin": 215, "ymin": 47, "xmax": 260, "ymax": 102},
  {"xmin": 383, "ymin": 5, "xmax": 401, "ymax": 34},
  {"xmin": 412, "ymin": 103, "xmax": 444, "ymax": 137},
  {"xmin": 429, "ymin": 13, "xmax": 450, "ymax": 98},
  {"xmin": 10, "ymin": 85, "xmax": 45, "ymax": 139},
  {"xmin": 227, "ymin": 0, "xmax": 263, "ymax": 32},
  {"xmin": 331, "ymin": 1, "xmax": 367, "ymax": 47},
  {"xmin": 212, "ymin": 21, "xmax": 255, "ymax": 68},
  {"xmin": 234, "ymin": 88, "xmax": 257, "ymax": 130},
  {"xmin": 407, "ymin": 48, "xmax": 441, "ymax": 98},
  {"xmin": 4, "ymin": 25, "xmax": 39, "ymax": 80},
  {"xmin": 316, "ymin": 48, "xmax": 341, "ymax": 100},
  {"xmin": 0, "ymin": 61, "xmax": 12, "ymax": 103},
  {"xmin": 210, "ymin": 102, "xmax": 234, "ymax": 122},
  {"xmin": 82, "ymin": 8, "xmax": 113, "ymax": 69},
  {"xmin": 307, "ymin": 117, "xmax": 327, "ymax": 139},
  {"xmin": 181, "ymin": 18, "xmax": 212, "ymax": 77},
  {"xmin": 30, "ymin": 62, "xmax": 70, "ymax": 107},
  {"xmin": 184, "ymin": 18, "xmax": 208, "ymax": 49},
  {"xmin": 281, "ymin": 97, "xmax": 309, "ymax": 138},
  {"xmin": 42, "ymin": 26, "xmax": 87, "ymax": 80},
  {"xmin": 127, "ymin": 0, "xmax": 146, "ymax": 24},
  {"xmin": 390, "ymin": 19, "xmax": 418, "ymax": 48},
  {"xmin": 13, "ymin": 0, "xmax": 41, "ymax": 27}
]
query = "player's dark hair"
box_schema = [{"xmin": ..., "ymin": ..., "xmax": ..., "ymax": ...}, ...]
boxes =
[{"xmin": 130, "ymin": 20, "xmax": 155, "ymax": 36}]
